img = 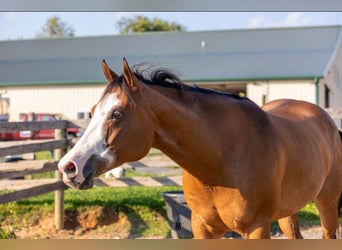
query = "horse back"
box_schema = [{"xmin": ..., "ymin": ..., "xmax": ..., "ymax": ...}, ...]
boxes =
[
  {"xmin": 262, "ymin": 99, "xmax": 339, "ymax": 159},
  {"xmin": 263, "ymin": 99, "xmax": 338, "ymax": 137}
]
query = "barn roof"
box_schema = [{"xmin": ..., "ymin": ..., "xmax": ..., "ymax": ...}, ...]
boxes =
[{"xmin": 1, "ymin": 25, "xmax": 342, "ymax": 86}]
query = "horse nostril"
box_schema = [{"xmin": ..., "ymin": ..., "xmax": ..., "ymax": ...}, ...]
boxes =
[
  {"xmin": 64, "ymin": 161, "xmax": 77, "ymax": 179},
  {"xmin": 66, "ymin": 162, "xmax": 76, "ymax": 171}
]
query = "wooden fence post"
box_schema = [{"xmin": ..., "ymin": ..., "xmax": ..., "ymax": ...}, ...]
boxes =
[{"xmin": 54, "ymin": 127, "xmax": 66, "ymax": 230}]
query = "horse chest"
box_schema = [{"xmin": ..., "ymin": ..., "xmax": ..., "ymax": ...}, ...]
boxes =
[{"xmin": 183, "ymin": 173, "xmax": 247, "ymax": 227}]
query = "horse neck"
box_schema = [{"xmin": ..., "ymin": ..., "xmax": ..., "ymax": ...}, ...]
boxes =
[{"xmin": 145, "ymin": 85, "xmax": 268, "ymax": 179}]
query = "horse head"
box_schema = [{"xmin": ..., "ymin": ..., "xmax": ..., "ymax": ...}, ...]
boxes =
[{"xmin": 58, "ymin": 58, "xmax": 154, "ymax": 189}]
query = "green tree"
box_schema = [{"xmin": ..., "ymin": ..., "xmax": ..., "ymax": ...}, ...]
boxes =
[
  {"xmin": 36, "ymin": 16, "xmax": 75, "ymax": 39},
  {"xmin": 117, "ymin": 15, "xmax": 186, "ymax": 34}
]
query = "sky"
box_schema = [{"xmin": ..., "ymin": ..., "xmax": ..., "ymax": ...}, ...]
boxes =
[{"xmin": 1, "ymin": 12, "xmax": 342, "ymax": 41}]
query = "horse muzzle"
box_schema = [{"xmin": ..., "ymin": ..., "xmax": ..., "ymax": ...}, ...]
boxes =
[{"xmin": 59, "ymin": 154, "xmax": 109, "ymax": 190}]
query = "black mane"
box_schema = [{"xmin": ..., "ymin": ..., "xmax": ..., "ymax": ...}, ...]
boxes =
[{"xmin": 131, "ymin": 65, "xmax": 247, "ymax": 101}]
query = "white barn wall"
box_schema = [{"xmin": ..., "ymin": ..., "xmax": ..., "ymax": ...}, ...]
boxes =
[
  {"xmin": 318, "ymin": 38, "xmax": 342, "ymax": 108},
  {"xmin": 6, "ymin": 85, "xmax": 106, "ymax": 121},
  {"xmin": 246, "ymin": 82, "xmax": 265, "ymax": 106},
  {"xmin": 3, "ymin": 78, "xmax": 335, "ymax": 122},
  {"xmin": 267, "ymin": 81, "xmax": 316, "ymax": 103},
  {"xmin": 247, "ymin": 80, "xmax": 316, "ymax": 106}
]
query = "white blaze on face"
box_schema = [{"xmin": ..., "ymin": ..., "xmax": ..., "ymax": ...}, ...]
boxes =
[{"xmin": 58, "ymin": 93, "xmax": 120, "ymax": 185}]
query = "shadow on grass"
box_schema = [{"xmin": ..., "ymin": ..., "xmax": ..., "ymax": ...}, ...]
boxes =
[
  {"xmin": 14, "ymin": 186, "xmax": 179, "ymax": 238},
  {"xmin": 298, "ymin": 210, "xmax": 321, "ymax": 227}
]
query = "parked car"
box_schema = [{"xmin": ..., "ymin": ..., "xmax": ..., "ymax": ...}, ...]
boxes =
[{"xmin": 0, "ymin": 113, "xmax": 81, "ymax": 141}]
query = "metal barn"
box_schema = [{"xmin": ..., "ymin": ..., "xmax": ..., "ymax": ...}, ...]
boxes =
[{"xmin": 1, "ymin": 25, "xmax": 342, "ymax": 121}]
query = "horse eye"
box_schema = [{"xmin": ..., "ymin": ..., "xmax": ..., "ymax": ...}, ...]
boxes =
[{"xmin": 111, "ymin": 110, "xmax": 124, "ymax": 120}]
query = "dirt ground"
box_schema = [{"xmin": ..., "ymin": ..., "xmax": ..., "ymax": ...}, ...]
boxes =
[
  {"xmin": 13, "ymin": 207, "xmax": 135, "ymax": 239},
  {"xmin": 9, "ymin": 206, "xmax": 327, "ymax": 239}
]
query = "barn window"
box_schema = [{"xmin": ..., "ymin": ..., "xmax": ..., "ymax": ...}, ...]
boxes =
[
  {"xmin": 262, "ymin": 94, "xmax": 267, "ymax": 105},
  {"xmin": 324, "ymin": 84, "xmax": 330, "ymax": 108},
  {"xmin": 77, "ymin": 112, "xmax": 91, "ymax": 119}
]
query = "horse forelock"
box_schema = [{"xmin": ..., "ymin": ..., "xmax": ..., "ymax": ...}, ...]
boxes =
[
  {"xmin": 101, "ymin": 75, "xmax": 124, "ymax": 98},
  {"xmin": 100, "ymin": 75, "xmax": 136, "ymax": 107}
]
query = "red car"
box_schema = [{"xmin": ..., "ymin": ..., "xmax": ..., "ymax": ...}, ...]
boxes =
[{"xmin": 0, "ymin": 113, "xmax": 80, "ymax": 141}]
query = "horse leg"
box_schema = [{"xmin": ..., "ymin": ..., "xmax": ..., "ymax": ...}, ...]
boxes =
[
  {"xmin": 246, "ymin": 221, "xmax": 271, "ymax": 239},
  {"xmin": 314, "ymin": 195, "xmax": 341, "ymax": 239},
  {"xmin": 191, "ymin": 213, "xmax": 226, "ymax": 239},
  {"xmin": 278, "ymin": 214, "xmax": 303, "ymax": 239}
]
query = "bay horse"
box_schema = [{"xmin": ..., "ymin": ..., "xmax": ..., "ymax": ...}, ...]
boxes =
[{"xmin": 58, "ymin": 58, "xmax": 342, "ymax": 239}]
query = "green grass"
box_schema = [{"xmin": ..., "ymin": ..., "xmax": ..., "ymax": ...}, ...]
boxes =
[
  {"xmin": 0, "ymin": 186, "xmax": 182, "ymax": 238},
  {"xmin": 0, "ymin": 228, "xmax": 16, "ymax": 239},
  {"xmin": 298, "ymin": 202, "xmax": 320, "ymax": 226},
  {"xmin": 124, "ymin": 168, "xmax": 159, "ymax": 177},
  {"xmin": 34, "ymin": 151, "xmax": 53, "ymax": 160}
]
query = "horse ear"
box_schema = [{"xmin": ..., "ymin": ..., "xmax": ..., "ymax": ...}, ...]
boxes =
[
  {"xmin": 102, "ymin": 60, "xmax": 118, "ymax": 84},
  {"xmin": 122, "ymin": 57, "xmax": 138, "ymax": 91}
]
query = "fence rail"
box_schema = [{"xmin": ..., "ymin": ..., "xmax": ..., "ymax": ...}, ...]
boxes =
[
  {"xmin": 0, "ymin": 176, "xmax": 182, "ymax": 193},
  {"xmin": 0, "ymin": 120, "xmax": 71, "ymax": 132},
  {"xmin": 0, "ymin": 180, "xmax": 65, "ymax": 204},
  {"xmin": 0, "ymin": 160, "xmax": 58, "ymax": 179},
  {"xmin": 0, "ymin": 139, "xmax": 69, "ymax": 157},
  {"xmin": 0, "ymin": 120, "xmax": 74, "ymax": 229}
]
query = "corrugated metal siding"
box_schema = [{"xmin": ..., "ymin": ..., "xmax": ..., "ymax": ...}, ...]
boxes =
[
  {"xmin": 1, "ymin": 26, "xmax": 341, "ymax": 85},
  {"xmin": 6, "ymin": 85, "xmax": 105, "ymax": 121}
]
